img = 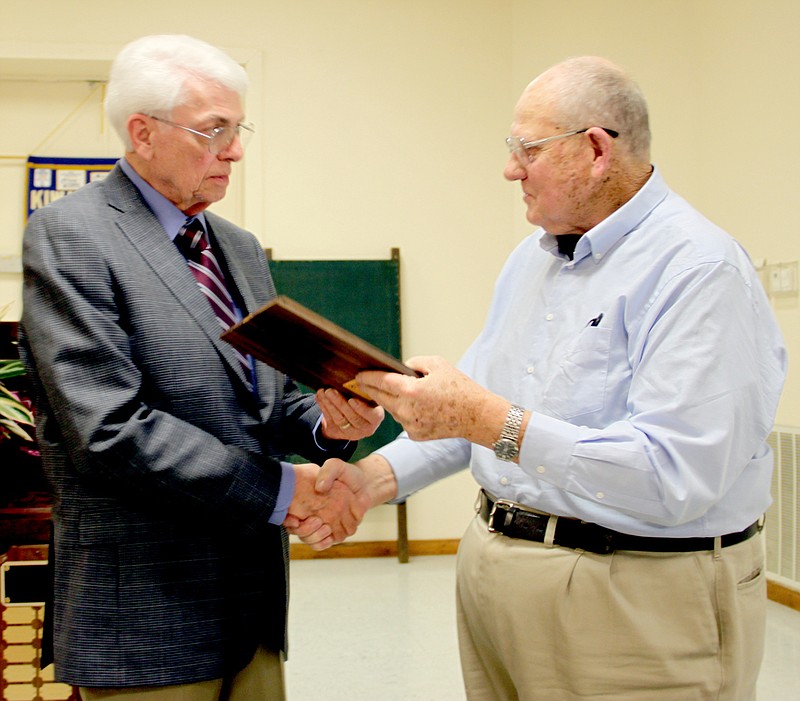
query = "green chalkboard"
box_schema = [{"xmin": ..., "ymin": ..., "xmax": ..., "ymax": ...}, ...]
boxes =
[{"xmin": 267, "ymin": 251, "xmax": 403, "ymax": 461}]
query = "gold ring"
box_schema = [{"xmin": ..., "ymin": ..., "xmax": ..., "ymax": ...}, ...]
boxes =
[{"xmin": 340, "ymin": 421, "xmax": 352, "ymax": 430}]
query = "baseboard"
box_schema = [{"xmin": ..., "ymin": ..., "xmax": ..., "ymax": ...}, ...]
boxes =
[
  {"xmin": 767, "ymin": 579, "xmax": 800, "ymax": 612},
  {"xmin": 290, "ymin": 542, "xmax": 800, "ymax": 612},
  {"xmin": 290, "ymin": 538, "xmax": 459, "ymax": 560}
]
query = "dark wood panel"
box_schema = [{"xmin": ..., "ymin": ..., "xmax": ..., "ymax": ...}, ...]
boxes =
[{"xmin": 0, "ymin": 321, "xmax": 19, "ymax": 359}]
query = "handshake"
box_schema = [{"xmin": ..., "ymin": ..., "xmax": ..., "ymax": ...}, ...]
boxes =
[
  {"xmin": 282, "ymin": 456, "xmax": 395, "ymax": 551},
  {"xmin": 290, "ymin": 356, "xmax": 488, "ymax": 549}
]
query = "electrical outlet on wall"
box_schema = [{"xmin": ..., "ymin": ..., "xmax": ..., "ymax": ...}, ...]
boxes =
[{"xmin": 765, "ymin": 260, "xmax": 798, "ymax": 296}]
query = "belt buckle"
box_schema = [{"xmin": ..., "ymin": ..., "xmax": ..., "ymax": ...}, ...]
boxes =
[{"xmin": 488, "ymin": 499, "xmax": 517, "ymax": 533}]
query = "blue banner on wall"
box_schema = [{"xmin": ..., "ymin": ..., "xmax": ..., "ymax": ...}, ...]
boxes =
[{"xmin": 26, "ymin": 156, "xmax": 118, "ymax": 221}]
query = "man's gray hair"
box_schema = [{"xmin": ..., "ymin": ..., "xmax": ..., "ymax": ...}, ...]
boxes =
[
  {"xmin": 105, "ymin": 34, "xmax": 248, "ymax": 151},
  {"xmin": 546, "ymin": 56, "xmax": 651, "ymax": 161}
]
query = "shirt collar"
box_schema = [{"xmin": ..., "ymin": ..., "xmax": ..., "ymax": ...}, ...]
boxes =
[
  {"xmin": 119, "ymin": 158, "xmax": 207, "ymax": 241},
  {"xmin": 540, "ymin": 166, "xmax": 669, "ymax": 262}
]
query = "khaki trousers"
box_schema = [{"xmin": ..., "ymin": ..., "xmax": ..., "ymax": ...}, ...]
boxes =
[
  {"xmin": 456, "ymin": 514, "xmax": 766, "ymax": 701},
  {"xmin": 80, "ymin": 646, "xmax": 286, "ymax": 701}
]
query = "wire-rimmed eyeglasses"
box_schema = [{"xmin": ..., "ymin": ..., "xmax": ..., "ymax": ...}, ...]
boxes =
[
  {"xmin": 150, "ymin": 115, "xmax": 255, "ymax": 154},
  {"xmin": 506, "ymin": 127, "xmax": 619, "ymax": 165}
]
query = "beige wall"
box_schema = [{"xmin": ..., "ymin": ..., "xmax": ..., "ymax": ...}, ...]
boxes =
[{"xmin": 1, "ymin": 0, "xmax": 797, "ymax": 541}]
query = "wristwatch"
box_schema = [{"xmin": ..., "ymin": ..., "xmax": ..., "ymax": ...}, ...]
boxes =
[{"xmin": 493, "ymin": 404, "xmax": 525, "ymax": 461}]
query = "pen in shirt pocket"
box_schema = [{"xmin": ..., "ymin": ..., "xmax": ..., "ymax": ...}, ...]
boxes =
[{"xmin": 586, "ymin": 313, "xmax": 604, "ymax": 327}]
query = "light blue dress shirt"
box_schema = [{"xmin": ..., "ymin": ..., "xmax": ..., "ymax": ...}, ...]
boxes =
[{"xmin": 378, "ymin": 167, "xmax": 787, "ymax": 537}]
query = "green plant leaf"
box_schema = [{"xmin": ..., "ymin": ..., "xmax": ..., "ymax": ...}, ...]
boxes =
[
  {"xmin": 0, "ymin": 394, "xmax": 34, "ymax": 425},
  {"xmin": 0, "ymin": 417, "xmax": 34, "ymax": 441},
  {"xmin": 0, "ymin": 383, "xmax": 25, "ymax": 401},
  {"xmin": 0, "ymin": 359, "xmax": 26, "ymax": 380}
]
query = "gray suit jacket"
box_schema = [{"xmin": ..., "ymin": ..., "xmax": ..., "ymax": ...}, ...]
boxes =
[{"xmin": 20, "ymin": 165, "xmax": 352, "ymax": 687}]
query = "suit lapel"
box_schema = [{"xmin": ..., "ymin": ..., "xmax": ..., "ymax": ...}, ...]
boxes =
[{"xmin": 103, "ymin": 168, "xmax": 251, "ymax": 389}]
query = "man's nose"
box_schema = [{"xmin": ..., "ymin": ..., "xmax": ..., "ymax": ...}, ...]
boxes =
[
  {"xmin": 218, "ymin": 134, "xmax": 244, "ymax": 161},
  {"xmin": 503, "ymin": 155, "xmax": 526, "ymax": 181}
]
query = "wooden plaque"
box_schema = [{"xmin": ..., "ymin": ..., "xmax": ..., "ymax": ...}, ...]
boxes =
[{"xmin": 221, "ymin": 295, "xmax": 419, "ymax": 402}]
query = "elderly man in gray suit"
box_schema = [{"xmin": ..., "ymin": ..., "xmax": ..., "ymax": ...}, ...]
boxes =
[{"xmin": 20, "ymin": 34, "xmax": 381, "ymax": 701}]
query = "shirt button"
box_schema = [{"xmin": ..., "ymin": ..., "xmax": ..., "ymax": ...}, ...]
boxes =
[
  {"xmin": 499, "ymin": 476, "xmax": 509, "ymax": 486},
  {"xmin": 545, "ymin": 313, "xmax": 554, "ymax": 321},
  {"xmin": 526, "ymin": 366, "xmax": 535, "ymax": 374},
  {"xmin": 536, "ymin": 465, "xmax": 546, "ymax": 474},
  {"xmin": 596, "ymin": 492, "xmax": 605, "ymax": 500}
]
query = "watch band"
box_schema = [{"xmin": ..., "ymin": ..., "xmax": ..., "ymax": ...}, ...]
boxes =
[
  {"xmin": 493, "ymin": 404, "xmax": 525, "ymax": 461},
  {"xmin": 499, "ymin": 404, "xmax": 524, "ymax": 442}
]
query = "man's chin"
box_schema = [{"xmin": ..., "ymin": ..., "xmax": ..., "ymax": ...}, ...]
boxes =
[{"xmin": 183, "ymin": 189, "xmax": 228, "ymax": 216}]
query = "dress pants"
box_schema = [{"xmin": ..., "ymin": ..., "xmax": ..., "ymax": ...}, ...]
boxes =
[
  {"xmin": 456, "ymin": 514, "xmax": 766, "ymax": 701},
  {"xmin": 79, "ymin": 646, "xmax": 285, "ymax": 701}
]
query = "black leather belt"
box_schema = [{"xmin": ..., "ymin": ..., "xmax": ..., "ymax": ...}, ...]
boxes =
[{"xmin": 478, "ymin": 490, "xmax": 761, "ymax": 555}]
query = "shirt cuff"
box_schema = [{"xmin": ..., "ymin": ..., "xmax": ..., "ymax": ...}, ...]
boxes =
[
  {"xmin": 312, "ymin": 415, "xmax": 351, "ymax": 452},
  {"xmin": 268, "ymin": 461, "xmax": 297, "ymax": 525}
]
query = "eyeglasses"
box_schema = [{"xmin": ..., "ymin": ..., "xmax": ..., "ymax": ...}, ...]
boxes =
[
  {"xmin": 506, "ymin": 127, "xmax": 619, "ymax": 165},
  {"xmin": 150, "ymin": 115, "xmax": 255, "ymax": 154}
]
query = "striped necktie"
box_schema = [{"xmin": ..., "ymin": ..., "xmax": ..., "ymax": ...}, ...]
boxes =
[{"xmin": 178, "ymin": 218, "xmax": 253, "ymax": 384}]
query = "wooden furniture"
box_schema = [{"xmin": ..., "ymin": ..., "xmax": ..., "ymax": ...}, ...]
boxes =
[
  {"xmin": 0, "ymin": 320, "xmax": 51, "ymax": 536},
  {"xmin": 0, "ymin": 321, "xmax": 78, "ymax": 700}
]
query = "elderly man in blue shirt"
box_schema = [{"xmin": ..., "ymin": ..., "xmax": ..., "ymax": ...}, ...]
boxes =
[{"xmin": 293, "ymin": 56, "xmax": 787, "ymax": 701}]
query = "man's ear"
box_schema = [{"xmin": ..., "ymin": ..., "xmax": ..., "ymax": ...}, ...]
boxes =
[
  {"xmin": 586, "ymin": 127, "xmax": 614, "ymax": 177},
  {"xmin": 127, "ymin": 114, "xmax": 155, "ymax": 160}
]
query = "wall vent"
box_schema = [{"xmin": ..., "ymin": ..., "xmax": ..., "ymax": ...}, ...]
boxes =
[{"xmin": 766, "ymin": 427, "xmax": 799, "ymax": 588}]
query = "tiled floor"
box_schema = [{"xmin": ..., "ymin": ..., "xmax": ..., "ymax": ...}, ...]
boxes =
[{"xmin": 287, "ymin": 554, "xmax": 800, "ymax": 700}]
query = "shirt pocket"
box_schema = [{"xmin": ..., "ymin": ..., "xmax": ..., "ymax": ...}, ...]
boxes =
[{"xmin": 541, "ymin": 327, "xmax": 611, "ymax": 420}]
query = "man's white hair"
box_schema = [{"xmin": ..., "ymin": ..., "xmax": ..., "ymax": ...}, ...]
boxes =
[
  {"xmin": 105, "ymin": 34, "xmax": 248, "ymax": 151},
  {"xmin": 534, "ymin": 56, "xmax": 651, "ymax": 161}
]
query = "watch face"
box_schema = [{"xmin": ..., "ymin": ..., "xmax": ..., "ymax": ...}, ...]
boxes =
[{"xmin": 494, "ymin": 437, "xmax": 519, "ymax": 461}]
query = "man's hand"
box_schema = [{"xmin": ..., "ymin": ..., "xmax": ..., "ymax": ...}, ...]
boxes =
[
  {"xmin": 284, "ymin": 455, "xmax": 399, "ymax": 550},
  {"xmin": 356, "ymin": 356, "xmax": 508, "ymax": 444},
  {"xmin": 316, "ymin": 388, "xmax": 385, "ymax": 441},
  {"xmin": 283, "ymin": 462, "xmax": 371, "ymax": 550}
]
